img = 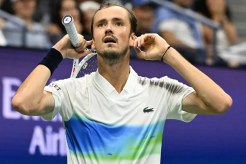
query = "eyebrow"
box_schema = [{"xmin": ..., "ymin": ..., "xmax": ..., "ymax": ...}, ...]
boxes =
[{"xmin": 95, "ymin": 17, "xmax": 124, "ymax": 24}]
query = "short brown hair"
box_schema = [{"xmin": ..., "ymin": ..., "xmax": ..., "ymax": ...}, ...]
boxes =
[{"xmin": 90, "ymin": 2, "xmax": 138, "ymax": 38}]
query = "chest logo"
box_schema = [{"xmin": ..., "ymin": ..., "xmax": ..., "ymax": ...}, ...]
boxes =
[{"xmin": 143, "ymin": 107, "xmax": 154, "ymax": 113}]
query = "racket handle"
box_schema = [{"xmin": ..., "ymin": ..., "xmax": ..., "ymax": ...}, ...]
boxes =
[
  {"xmin": 62, "ymin": 15, "xmax": 80, "ymax": 47},
  {"xmin": 62, "ymin": 15, "xmax": 80, "ymax": 78}
]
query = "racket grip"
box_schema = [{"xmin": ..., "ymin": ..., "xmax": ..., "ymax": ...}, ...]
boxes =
[{"xmin": 62, "ymin": 15, "xmax": 80, "ymax": 47}]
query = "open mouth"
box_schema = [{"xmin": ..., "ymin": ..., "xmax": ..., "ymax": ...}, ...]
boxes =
[{"xmin": 103, "ymin": 36, "xmax": 117, "ymax": 44}]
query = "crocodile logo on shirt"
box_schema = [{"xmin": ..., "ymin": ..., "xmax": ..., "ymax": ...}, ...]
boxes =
[{"xmin": 143, "ymin": 107, "xmax": 154, "ymax": 113}]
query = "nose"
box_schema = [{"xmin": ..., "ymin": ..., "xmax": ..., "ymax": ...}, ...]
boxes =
[
  {"xmin": 105, "ymin": 24, "xmax": 113, "ymax": 35},
  {"xmin": 106, "ymin": 22, "xmax": 112, "ymax": 30}
]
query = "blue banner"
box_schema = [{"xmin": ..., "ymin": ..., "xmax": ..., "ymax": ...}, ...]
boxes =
[{"xmin": 0, "ymin": 47, "xmax": 245, "ymax": 164}]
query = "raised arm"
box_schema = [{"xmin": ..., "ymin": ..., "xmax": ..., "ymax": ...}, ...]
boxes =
[
  {"xmin": 12, "ymin": 35, "xmax": 92, "ymax": 116},
  {"xmin": 132, "ymin": 33, "xmax": 232, "ymax": 114}
]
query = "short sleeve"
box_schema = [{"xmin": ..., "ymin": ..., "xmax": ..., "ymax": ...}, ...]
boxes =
[
  {"xmin": 41, "ymin": 78, "xmax": 74, "ymax": 121},
  {"xmin": 163, "ymin": 77, "xmax": 197, "ymax": 122},
  {"xmin": 42, "ymin": 84, "xmax": 62, "ymax": 120}
]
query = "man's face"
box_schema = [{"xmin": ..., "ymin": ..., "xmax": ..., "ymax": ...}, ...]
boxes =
[{"xmin": 92, "ymin": 6, "xmax": 133, "ymax": 65}]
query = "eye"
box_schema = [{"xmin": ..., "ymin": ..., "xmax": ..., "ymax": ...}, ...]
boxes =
[
  {"xmin": 97, "ymin": 23, "xmax": 103, "ymax": 27},
  {"xmin": 115, "ymin": 22, "xmax": 123, "ymax": 26},
  {"xmin": 97, "ymin": 22, "xmax": 106, "ymax": 28}
]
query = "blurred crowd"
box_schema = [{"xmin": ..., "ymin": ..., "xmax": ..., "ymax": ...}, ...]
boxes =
[{"xmin": 0, "ymin": 0, "xmax": 245, "ymax": 68}]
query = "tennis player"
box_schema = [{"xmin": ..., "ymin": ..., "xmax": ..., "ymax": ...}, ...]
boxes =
[{"xmin": 12, "ymin": 2, "xmax": 232, "ymax": 164}]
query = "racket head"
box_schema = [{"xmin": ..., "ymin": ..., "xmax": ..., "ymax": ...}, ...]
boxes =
[{"xmin": 70, "ymin": 52, "xmax": 98, "ymax": 78}]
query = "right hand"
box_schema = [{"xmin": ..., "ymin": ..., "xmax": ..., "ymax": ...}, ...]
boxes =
[
  {"xmin": 132, "ymin": 33, "xmax": 169, "ymax": 61},
  {"xmin": 52, "ymin": 34, "xmax": 93, "ymax": 59}
]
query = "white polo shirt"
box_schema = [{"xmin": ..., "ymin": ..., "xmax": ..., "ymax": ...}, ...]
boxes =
[{"xmin": 43, "ymin": 67, "xmax": 196, "ymax": 164}]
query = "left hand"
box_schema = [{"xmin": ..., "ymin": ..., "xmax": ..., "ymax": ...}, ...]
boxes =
[
  {"xmin": 132, "ymin": 33, "xmax": 169, "ymax": 60},
  {"xmin": 53, "ymin": 34, "xmax": 93, "ymax": 59}
]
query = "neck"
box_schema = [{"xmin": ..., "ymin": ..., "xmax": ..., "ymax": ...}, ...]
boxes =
[{"xmin": 98, "ymin": 55, "xmax": 130, "ymax": 93}]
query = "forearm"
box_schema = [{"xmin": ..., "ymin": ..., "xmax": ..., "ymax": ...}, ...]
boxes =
[
  {"xmin": 163, "ymin": 47, "xmax": 232, "ymax": 112},
  {"xmin": 11, "ymin": 48, "xmax": 63, "ymax": 115},
  {"xmin": 12, "ymin": 65, "xmax": 53, "ymax": 115},
  {"xmin": 133, "ymin": 33, "xmax": 232, "ymax": 113},
  {"xmin": 12, "ymin": 34, "xmax": 89, "ymax": 115}
]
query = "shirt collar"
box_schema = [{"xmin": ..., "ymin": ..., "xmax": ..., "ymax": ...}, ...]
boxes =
[
  {"xmin": 123, "ymin": 67, "xmax": 138, "ymax": 93},
  {"xmin": 94, "ymin": 66, "xmax": 138, "ymax": 95}
]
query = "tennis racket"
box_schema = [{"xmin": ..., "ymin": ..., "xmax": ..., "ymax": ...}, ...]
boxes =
[{"xmin": 62, "ymin": 15, "xmax": 97, "ymax": 78}]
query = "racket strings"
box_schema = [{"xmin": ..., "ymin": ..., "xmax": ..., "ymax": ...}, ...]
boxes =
[{"xmin": 76, "ymin": 54, "xmax": 98, "ymax": 78}]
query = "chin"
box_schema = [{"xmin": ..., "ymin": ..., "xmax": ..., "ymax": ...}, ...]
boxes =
[
  {"xmin": 103, "ymin": 49, "xmax": 120, "ymax": 57},
  {"xmin": 104, "ymin": 47, "xmax": 117, "ymax": 53},
  {"xmin": 98, "ymin": 45, "xmax": 128, "ymax": 60}
]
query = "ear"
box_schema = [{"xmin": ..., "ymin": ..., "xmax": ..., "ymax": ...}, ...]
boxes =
[
  {"xmin": 129, "ymin": 33, "xmax": 137, "ymax": 47},
  {"xmin": 91, "ymin": 40, "xmax": 95, "ymax": 49}
]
